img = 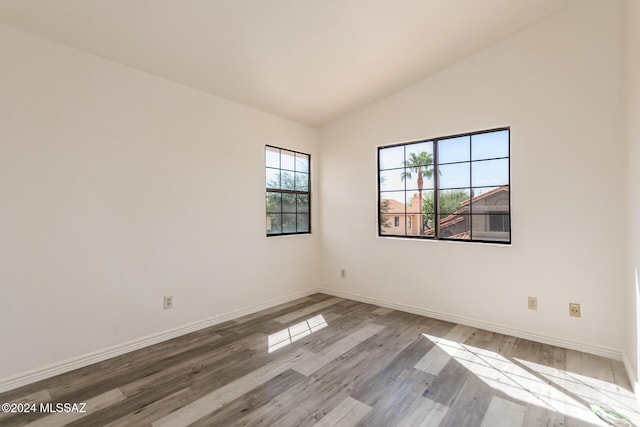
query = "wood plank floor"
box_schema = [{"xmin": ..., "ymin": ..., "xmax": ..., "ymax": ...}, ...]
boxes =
[{"xmin": 1, "ymin": 294, "xmax": 638, "ymax": 426}]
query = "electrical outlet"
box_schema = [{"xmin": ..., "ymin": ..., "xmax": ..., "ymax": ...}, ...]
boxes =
[
  {"xmin": 569, "ymin": 303, "xmax": 581, "ymax": 318},
  {"xmin": 164, "ymin": 296, "xmax": 173, "ymax": 310},
  {"xmin": 340, "ymin": 269, "xmax": 346, "ymax": 279},
  {"xmin": 527, "ymin": 297, "xmax": 537, "ymax": 310}
]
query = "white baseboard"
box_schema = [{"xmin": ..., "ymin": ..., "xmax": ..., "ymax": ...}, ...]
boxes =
[
  {"xmin": 319, "ymin": 287, "xmax": 623, "ymax": 361},
  {"xmin": 0, "ymin": 288, "xmax": 319, "ymax": 394}
]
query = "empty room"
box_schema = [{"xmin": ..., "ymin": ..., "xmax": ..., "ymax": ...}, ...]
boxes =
[{"xmin": 1, "ymin": 0, "xmax": 639, "ymax": 425}]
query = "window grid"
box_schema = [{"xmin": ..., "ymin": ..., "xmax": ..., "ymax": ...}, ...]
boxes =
[
  {"xmin": 378, "ymin": 128, "xmax": 510, "ymax": 244},
  {"xmin": 266, "ymin": 145, "xmax": 311, "ymax": 236}
]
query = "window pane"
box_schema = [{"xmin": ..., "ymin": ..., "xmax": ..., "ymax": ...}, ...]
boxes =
[
  {"xmin": 403, "ymin": 166, "xmax": 435, "ymax": 191},
  {"xmin": 379, "ymin": 192, "xmax": 405, "ymax": 215},
  {"xmin": 439, "ymin": 162, "xmax": 470, "ymax": 189},
  {"xmin": 297, "ymin": 194, "xmax": 309, "ymax": 213},
  {"xmin": 379, "ymin": 146, "xmax": 404, "ymax": 170},
  {"xmin": 472, "ymin": 158, "xmax": 509, "ymax": 187},
  {"xmin": 425, "ymin": 229, "xmax": 435, "ymax": 237},
  {"xmin": 438, "ymin": 189, "xmax": 471, "ymax": 214},
  {"xmin": 282, "ymin": 214, "xmax": 297, "ymax": 233},
  {"xmin": 266, "ymin": 146, "xmax": 280, "ymax": 168},
  {"xmin": 405, "ymin": 192, "xmax": 423, "ymax": 215},
  {"xmin": 295, "ymin": 172, "xmax": 309, "ymax": 191},
  {"xmin": 282, "ymin": 194, "xmax": 296, "ymax": 213},
  {"xmin": 266, "ymin": 192, "xmax": 281, "ymax": 213},
  {"xmin": 380, "ymin": 214, "xmax": 400, "ymax": 235},
  {"xmin": 471, "ymin": 214, "xmax": 510, "ymax": 242},
  {"xmin": 281, "ymin": 150, "xmax": 295, "ymax": 170},
  {"xmin": 471, "ymin": 186, "xmax": 509, "ymax": 215},
  {"xmin": 297, "ymin": 214, "xmax": 310, "ymax": 232},
  {"xmin": 380, "ymin": 190, "xmax": 406, "ymax": 236},
  {"xmin": 406, "ymin": 214, "xmax": 416, "ymax": 235},
  {"xmin": 438, "ymin": 136, "xmax": 470, "ymax": 164},
  {"xmin": 420, "ymin": 190, "xmax": 436, "ymax": 237},
  {"xmin": 424, "ymin": 214, "xmax": 436, "ymax": 236},
  {"xmin": 439, "ymin": 213, "xmax": 470, "ymax": 240},
  {"xmin": 379, "ymin": 169, "xmax": 405, "ymax": 192},
  {"xmin": 405, "ymin": 192, "xmax": 422, "ymax": 236},
  {"xmin": 405, "ymin": 141, "xmax": 434, "ymax": 166},
  {"xmin": 266, "ymin": 168, "xmax": 280, "ymax": 189},
  {"xmin": 395, "ymin": 218, "xmax": 404, "ymax": 234},
  {"xmin": 281, "ymin": 171, "xmax": 295, "ymax": 190},
  {"xmin": 267, "ymin": 213, "xmax": 281, "ymax": 234},
  {"xmin": 295, "ymin": 153, "xmax": 309, "ymax": 173},
  {"xmin": 472, "ymin": 130, "xmax": 509, "ymax": 160},
  {"xmin": 420, "ymin": 190, "xmax": 435, "ymax": 214}
]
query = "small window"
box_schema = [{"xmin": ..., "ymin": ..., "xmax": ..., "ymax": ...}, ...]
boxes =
[
  {"xmin": 394, "ymin": 217, "xmax": 400, "ymax": 227},
  {"xmin": 378, "ymin": 128, "xmax": 510, "ymax": 244},
  {"xmin": 266, "ymin": 146, "xmax": 311, "ymax": 236},
  {"xmin": 489, "ymin": 214, "xmax": 509, "ymax": 232}
]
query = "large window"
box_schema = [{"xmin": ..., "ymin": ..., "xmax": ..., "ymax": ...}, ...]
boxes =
[
  {"xmin": 378, "ymin": 128, "xmax": 510, "ymax": 243},
  {"xmin": 266, "ymin": 146, "xmax": 310, "ymax": 236}
]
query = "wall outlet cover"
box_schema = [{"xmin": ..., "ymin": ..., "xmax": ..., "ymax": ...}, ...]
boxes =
[
  {"xmin": 164, "ymin": 296, "xmax": 174, "ymax": 310},
  {"xmin": 569, "ymin": 303, "xmax": 581, "ymax": 318}
]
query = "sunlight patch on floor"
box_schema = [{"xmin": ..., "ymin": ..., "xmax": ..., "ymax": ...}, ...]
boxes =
[
  {"xmin": 268, "ymin": 314, "xmax": 328, "ymax": 353},
  {"xmin": 421, "ymin": 333, "xmax": 639, "ymax": 426}
]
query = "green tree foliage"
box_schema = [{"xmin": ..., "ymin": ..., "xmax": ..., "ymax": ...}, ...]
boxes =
[
  {"xmin": 379, "ymin": 199, "xmax": 391, "ymax": 228},
  {"xmin": 423, "ymin": 190, "xmax": 470, "ymax": 220},
  {"xmin": 266, "ymin": 172, "xmax": 307, "ymax": 212}
]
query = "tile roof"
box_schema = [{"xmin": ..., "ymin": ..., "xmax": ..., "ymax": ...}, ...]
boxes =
[
  {"xmin": 460, "ymin": 185, "xmax": 508, "ymax": 207},
  {"xmin": 449, "ymin": 231, "xmax": 471, "ymax": 239}
]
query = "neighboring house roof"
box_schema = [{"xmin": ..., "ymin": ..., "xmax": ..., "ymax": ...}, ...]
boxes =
[
  {"xmin": 450, "ymin": 231, "xmax": 471, "ymax": 239},
  {"xmin": 423, "ymin": 185, "xmax": 509, "ymax": 234},
  {"xmin": 460, "ymin": 185, "xmax": 508, "ymax": 207},
  {"xmin": 381, "ymin": 199, "xmax": 406, "ymax": 214},
  {"xmin": 434, "ymin": 213, "xmax": 465, "ymax": 230}
]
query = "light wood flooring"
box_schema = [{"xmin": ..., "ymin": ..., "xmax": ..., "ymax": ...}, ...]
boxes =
[{"xmin": 1, "ymin": 294, "xmax": 638, "ymax": 426}]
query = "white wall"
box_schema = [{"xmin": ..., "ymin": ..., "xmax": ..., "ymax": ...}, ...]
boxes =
[
  {"xmin": 319, "ymin": 0, "xmax": 626, "ymax": 355},
  {"xmin": 0, "ymin": 25, "xmax": 319, "ymax": 382},
  {"xmin": 624, "ymin": 0, "xmax": 640, "ymax": 388}
]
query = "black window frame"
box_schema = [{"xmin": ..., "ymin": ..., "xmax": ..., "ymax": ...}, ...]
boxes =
[
  {"xmin": 377, "ymin": 127, "xmax": 511, "ymax": 244},
  {"xmin": 265, "ymin": 145, "xmax": 311, "ymax": 237}
]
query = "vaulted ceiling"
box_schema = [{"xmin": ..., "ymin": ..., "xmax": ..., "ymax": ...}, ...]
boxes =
[{"xmin": 0, "ymin": 0, "xmax": 571, "ymax": 127}]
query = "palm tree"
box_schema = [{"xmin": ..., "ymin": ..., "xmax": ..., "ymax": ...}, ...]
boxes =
[{"xmin": 401, "ymin": 152, "xmax": 434, "ymax": 235}]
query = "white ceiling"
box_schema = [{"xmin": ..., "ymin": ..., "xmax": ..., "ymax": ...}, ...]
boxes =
[{"xmin": 0, "ymin": 0, "xmax": 571, "ymax": 127}]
